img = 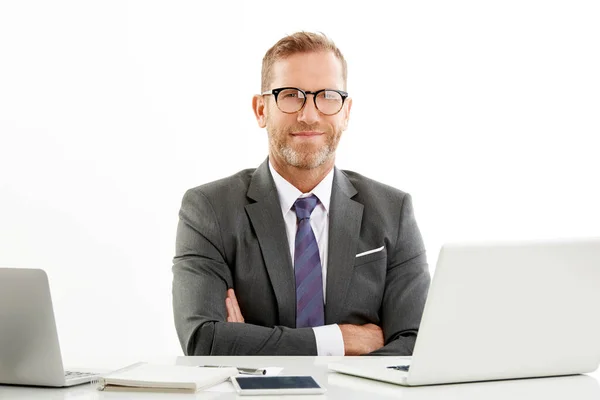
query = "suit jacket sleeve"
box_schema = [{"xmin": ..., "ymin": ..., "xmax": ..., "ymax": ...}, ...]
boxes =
[
  {"xmin": 369, "ymin": 193, "xmax": 431, "ymax": 355},
  {"xmin": 172, "ymin": 189, "xmax": 317, "ymax": 355}
]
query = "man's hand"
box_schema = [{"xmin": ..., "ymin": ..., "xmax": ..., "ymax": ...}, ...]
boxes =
[
  {"xmin": 226, "ymin": 288, "xmax": 245, "ymax": 323},
  {"xmin": 339, "ymin": 323, "xmax": 384, "ymax": 355}
]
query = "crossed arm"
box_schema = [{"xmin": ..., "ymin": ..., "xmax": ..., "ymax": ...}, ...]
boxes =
[{"xmin": 225, "ymin": 288, "xmax": 384, "ymax": 355}]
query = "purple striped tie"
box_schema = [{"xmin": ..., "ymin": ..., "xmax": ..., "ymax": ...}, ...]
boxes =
[{"xmin": 293, "ymin": 195, "xmax": 325, "ymax": 328}]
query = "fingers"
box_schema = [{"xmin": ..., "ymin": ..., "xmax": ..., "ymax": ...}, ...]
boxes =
[
  {"xmin": 226, "ymin": 297, "xmax": 236, "ymax": 322},
  {"xmin": 226, "ymin": 289, "xmax": 245, "ymax": 323}
]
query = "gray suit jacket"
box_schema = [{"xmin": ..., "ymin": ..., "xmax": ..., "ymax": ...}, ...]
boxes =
[{"xmin": 172, "ymin": 158, "xmax": 430, "ymax": 356}]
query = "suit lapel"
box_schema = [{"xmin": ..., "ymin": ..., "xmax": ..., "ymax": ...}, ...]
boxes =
[
  {"xmin": 245, "ymin": 159, "xmax": 296, "ymax": 327},
  {"xmin": 325, "ymin": 168, "xmax": 363, "ymax": 324}
]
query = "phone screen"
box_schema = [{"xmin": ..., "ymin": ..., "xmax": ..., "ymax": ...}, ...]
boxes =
[{"xmin": 235, "ymin": 376, "xmax": 321, "ymax": 390}]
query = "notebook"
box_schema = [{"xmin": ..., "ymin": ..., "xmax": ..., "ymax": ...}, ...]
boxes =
[{"xmin": 96, "ymin": 363, "xmax": 239, "ymax": 393}]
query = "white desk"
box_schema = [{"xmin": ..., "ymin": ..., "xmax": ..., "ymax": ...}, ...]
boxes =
[{"xmin": 1, "ymin": 356, "xmax": 599, "ymax": 399}]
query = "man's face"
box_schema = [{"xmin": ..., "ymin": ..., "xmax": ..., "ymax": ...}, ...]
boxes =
[{"xmin": 258, "ymin": 51, "xmax": 351, "ymax": 170}]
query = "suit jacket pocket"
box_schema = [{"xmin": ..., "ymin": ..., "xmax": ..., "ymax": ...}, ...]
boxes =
[
  {"xmin": 354, "ymin": 246, "xmax": 386, "ymax": 267},
  {"xmin": 345, "ymin": 248, "xmax": 387, "ymax": 324}
]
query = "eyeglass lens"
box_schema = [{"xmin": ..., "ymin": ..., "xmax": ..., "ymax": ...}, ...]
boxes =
[{"xmin": 276, "ymin": 88, "xmax": 343, "ymax": 115}]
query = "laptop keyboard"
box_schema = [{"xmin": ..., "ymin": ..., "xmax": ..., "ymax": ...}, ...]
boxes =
[
  {"xmin": 65, "ymin": 371, "xmax": 96, "ymax": 379},
  {"xmin": 387, "ymin": 365, "xmax": 410, "ymax": 372}
]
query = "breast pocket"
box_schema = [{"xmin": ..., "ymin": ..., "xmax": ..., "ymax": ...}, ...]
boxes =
[
  {"xmin": 354, "ymin": 246, "xmax": 386, "ymax": 267},
  {"xmin": 345, "ymin": 246, "xmax": 387, "ymax": 324}
]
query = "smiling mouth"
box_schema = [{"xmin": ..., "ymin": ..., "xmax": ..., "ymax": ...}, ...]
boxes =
[{"xmin": 291, "ymin": 131, "xmax": 323, "ymax": 136}]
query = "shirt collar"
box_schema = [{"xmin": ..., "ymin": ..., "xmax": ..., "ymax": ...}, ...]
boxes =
[{"xmin": 269, "ymin": 161, "xmax": 334, "ymax": 215}]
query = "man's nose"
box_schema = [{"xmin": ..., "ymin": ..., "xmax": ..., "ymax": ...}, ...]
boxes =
[{"xmin": 297, "ymin": 96, "xmax": 320, "ymax": 125}]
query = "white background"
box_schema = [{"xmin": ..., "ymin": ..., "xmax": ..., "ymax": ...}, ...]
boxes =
[{"xmin": 1, "ymin": 1, "xmax": 599, "ymax": 368}]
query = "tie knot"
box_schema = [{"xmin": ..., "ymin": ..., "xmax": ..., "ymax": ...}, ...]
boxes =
[{"xmin": 293, "ymin": 195, "xmax": 319, "ymax": 220}]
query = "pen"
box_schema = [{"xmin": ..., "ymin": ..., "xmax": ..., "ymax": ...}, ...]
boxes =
[{"xmin": 201, "ymin": 365, "xmax": 267, "ymax": 375}]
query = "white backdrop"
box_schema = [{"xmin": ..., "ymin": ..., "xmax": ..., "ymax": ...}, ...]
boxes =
[{"xmin": 1, "ymin": 1, "xmax": 599, "ymax": 368}]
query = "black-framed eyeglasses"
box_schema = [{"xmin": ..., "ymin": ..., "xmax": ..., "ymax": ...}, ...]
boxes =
[{"xmin": 261, "ymin": 87, "xmax": 349, "ymax": 116}]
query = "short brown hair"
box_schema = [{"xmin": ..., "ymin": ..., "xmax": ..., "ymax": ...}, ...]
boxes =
[{"xmin": 261, "ymin": 31, "xmax": 348, "ymax": 92}]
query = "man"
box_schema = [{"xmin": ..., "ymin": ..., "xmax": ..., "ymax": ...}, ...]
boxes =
[{"xmin": 172, "ymin": 32, "xmax": 430, "ymax": 356}]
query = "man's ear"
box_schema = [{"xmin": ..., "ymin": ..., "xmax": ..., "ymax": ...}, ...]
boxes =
[
  {"xmin": 342, "ymin": 97, "xmax": 352, "ymax": 131},
  {"xmin": 252, "ymin": 95, "xmax": 267, "ymax": 128}
]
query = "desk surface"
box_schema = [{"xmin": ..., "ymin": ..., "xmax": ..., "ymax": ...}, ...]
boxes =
[{"xmin": 1, "ymin": 356, "xmax": 599, "ymax": 399}]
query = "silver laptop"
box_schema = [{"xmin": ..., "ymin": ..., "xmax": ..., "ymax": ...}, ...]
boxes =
[
  {"xmin": 329, "ymin": 238, "xmax": 600, "ymax": 386},
  {"xmin": 328, "ymin": 371, "xmax": 600, "ymax": 400},
  {"xmin": 0, "ymin": 268, "xmax": 99, "ymax": 387}
]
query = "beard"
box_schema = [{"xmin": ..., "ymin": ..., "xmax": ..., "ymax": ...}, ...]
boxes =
[{"xmin": 266, "ymin": 118, "xmax": 343, "ymax": 170}]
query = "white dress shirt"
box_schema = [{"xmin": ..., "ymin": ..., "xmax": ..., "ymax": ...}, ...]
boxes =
[{"xmin": 269, "ymin": 162, "xmax": 345, "ymax": 356}]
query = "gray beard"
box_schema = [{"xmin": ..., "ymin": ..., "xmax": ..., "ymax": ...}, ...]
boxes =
[
  {"xmin": 273, "ymin": 138, "xmax": 333, "ymax": 170},
  {"xmin": 265, "ymin": 112, "xmax": 341, "ymax": 170}
]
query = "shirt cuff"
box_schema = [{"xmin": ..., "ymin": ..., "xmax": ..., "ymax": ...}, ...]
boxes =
[{"xmin": 312, "ymin": 324, "xmax": 345, "ymax": 356}]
